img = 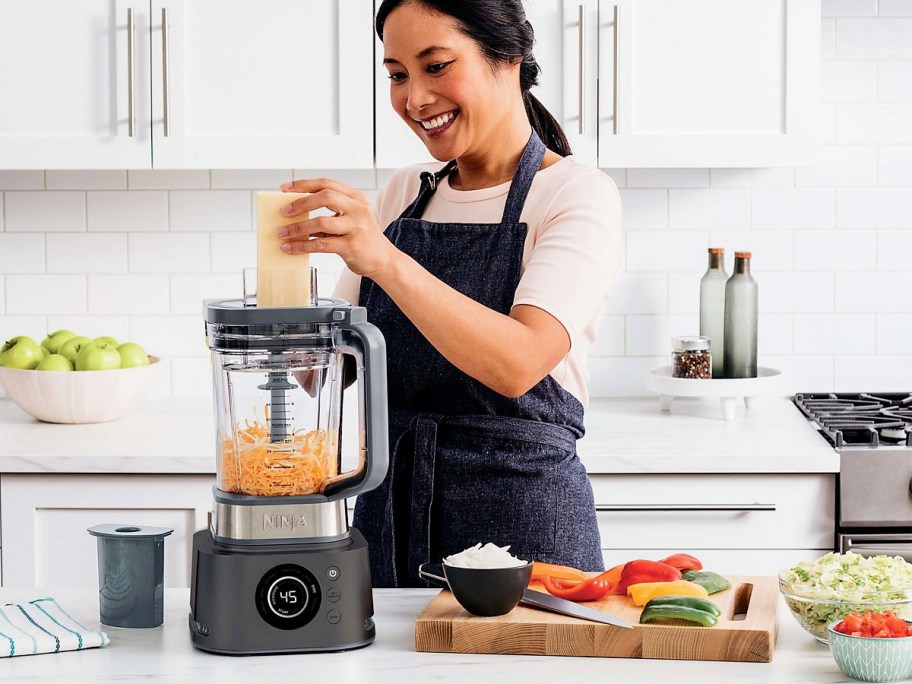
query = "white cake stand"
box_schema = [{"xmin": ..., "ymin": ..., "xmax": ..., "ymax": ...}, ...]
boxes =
[{"xmin": 645, "ymin": 366, "xmax": 785, "ymax": 421}]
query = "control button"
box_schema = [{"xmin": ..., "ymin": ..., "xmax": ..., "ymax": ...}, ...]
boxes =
[
  {"xmin": 326, "ymin": 587, "xmax": 342, "ymax": 603},
  {"xmin": 326, "ymin": 610, "xmax": 342, "ymax": 625},
  {"xmin": 326, "ymin": 566, "xmax": 341, "ymax": 581},
  {"xmin": 267, "ymin": 576, "xmax": 309, "ymax": 618}
]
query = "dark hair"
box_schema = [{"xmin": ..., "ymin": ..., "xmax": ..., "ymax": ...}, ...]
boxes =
[{"xmin": 376, "ymin": 0, "xmax": 572, "ymax": 157}]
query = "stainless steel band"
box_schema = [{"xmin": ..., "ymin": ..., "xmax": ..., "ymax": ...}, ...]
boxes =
[{"xmin": 211, "ymin": 498, "xmax": 349, "ymax": 544}]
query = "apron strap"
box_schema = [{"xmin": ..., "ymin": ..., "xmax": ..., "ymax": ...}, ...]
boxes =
[
  {"xmin": 398, "ymin": 161, "xmax": 458, "ymax": 220},
  {"xmin": 500, "ymin": 130, "xmax": 547, "ymax": 225},
  {"xmin": 407, "ymin": 415, "xmax": 439, "ymax": 585}
]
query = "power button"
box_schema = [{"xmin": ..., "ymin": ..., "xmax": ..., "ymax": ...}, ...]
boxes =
[{"xmin": 326, "ymin": 566, "xmax": 341, "ymax": 581}]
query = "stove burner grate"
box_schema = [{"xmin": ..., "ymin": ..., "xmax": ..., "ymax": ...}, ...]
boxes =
[{"xmin": 794, "ymin": 393, "xmax": 912, "ymax": 449}]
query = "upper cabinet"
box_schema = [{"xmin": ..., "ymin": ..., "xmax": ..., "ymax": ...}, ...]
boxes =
[
  {"xmin": 374, "ymin": 0, "xmax": 820, "ymax": 170},
  {"xmin": 0, "ymin": 0, "xmax": 375, "ymax": 169}
]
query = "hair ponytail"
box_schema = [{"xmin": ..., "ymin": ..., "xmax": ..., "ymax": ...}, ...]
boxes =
[{"xmin": 377, "ymin": 0, "xmax": 572, "ymax": 157}]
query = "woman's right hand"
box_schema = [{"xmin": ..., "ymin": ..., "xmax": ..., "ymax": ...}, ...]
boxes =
[{"xmin": 278, "ymin": 178, "xmax": 400, "ymax": 280}]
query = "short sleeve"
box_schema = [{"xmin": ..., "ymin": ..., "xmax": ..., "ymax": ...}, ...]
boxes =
[{"xmin": 512, "ymin": 171, "xmax": 623, "ymax": 346}]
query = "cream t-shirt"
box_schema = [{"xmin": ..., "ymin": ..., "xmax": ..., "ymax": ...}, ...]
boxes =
[{"xmin": 333, "ymin": 155, "xmax": 623, "ymax": 407}]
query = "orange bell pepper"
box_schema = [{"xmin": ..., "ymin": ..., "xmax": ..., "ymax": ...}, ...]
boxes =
[
  {"xmin": 530, "ymin": 561, "xmax": 587, "ymax": 583},
  {"xmin": 541, "ymin": 570, "xmax": 616, "ymax": 602}
]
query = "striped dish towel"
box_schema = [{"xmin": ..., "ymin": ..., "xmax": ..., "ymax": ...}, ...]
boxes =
[{"xmin": 0, "ymin": 598, "xmax": 109, "ymax": 657}]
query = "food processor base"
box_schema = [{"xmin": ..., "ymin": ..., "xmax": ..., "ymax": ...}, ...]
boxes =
[{"xmin": 189, "ymin": 527, "xmax": 376, "ymax": 655}]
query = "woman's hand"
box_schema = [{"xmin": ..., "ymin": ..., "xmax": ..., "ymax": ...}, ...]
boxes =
[{"xmin": 278, "ymin": 178, "xmax": 398, "ymax": 279}]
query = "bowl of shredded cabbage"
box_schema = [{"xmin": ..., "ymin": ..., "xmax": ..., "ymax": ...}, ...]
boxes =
[{"xmin": 779, "ymin": 552, "xmax": 912, "ymax": 644}]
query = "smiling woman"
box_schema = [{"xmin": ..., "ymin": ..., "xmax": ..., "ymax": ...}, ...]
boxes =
[{"xmin": 277, "ymin": 0, "xmax": 623, "ymax": 588}]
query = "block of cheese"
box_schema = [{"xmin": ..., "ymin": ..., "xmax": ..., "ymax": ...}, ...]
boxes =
[{"xmin": 256, "ymin": 191, "xmax": 311, "ymax": 307}]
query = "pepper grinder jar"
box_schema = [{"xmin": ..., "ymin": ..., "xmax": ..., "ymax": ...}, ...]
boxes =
[{"xmin": 671, "ymin": 336, "xmax": 712, "ymax": 379}]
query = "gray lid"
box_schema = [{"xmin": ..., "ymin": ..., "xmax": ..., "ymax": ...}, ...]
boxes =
[
  {"xmin": 88, "ymin": 524, "xmax": 174, "ymax": 540},
  {"xmin": 672, "ymin": 335, "xmax": 711, "ymax": 352},
  {"xmin": 203, "ymin": 297, "xmax": 359, "ymax": 325}
]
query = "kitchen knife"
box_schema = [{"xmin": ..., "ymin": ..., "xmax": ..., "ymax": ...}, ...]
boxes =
[{"xmin": 418, "ymin": 563, "xmax": 633, "ymax": 629}]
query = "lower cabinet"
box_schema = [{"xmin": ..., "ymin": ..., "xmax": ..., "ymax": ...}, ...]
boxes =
[
  {"xmin": 591, "ymin": 473, "xmax": 837, "ymax": 576},
  {"xmin": 0, "ymin": 474, "xmax": 213, "ymax": 589}
]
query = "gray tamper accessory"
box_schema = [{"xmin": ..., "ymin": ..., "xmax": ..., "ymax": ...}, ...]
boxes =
[{"xmin": 87, "ymin": 524, "xmax": 173, "ymax": 628}]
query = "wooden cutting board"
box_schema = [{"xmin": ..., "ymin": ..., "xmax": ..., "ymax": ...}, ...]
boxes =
[{"xmin": 415, "ymin": 575, "xmax": 777, "ymax": 662}]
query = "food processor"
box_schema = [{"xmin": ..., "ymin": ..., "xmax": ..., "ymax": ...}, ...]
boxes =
[{"xmin": 189, "ymin": 270, "xmax": 388, "ymax": 655}]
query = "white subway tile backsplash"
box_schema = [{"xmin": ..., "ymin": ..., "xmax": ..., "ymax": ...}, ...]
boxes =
[
  {"xmin": 668, "ymin": 189, "xmax": 750, "ymax": 230},
  {"xmin": 211, "ymin": 233, "xmax": 256, "ymax": 273},
  {"xmin": 821, "ymin": 19, "xmax": 837, "ymax": 60},
  {"xmin": 128, "ymin": 234, "xmax": 210, "ymax": 274},
  {"xmin": 603, "ymin": 273, "xmax": 667, "ymax": 315},
  {"xmin": 0, "ymin": 172, "xmax": 44, "ymax": 190},
  {"xmin": 709, "ymin": 168, "xmax": 794, "ymax": 188},
  {"xmin": 599, "ymin": 169, "xmax": 626, "ymax": 188},
  {"xmin": 626, "ymin": 231, "xmax": 709, "ymax": 273},
  {"xmin": 822, "ymin": 0, "xmax": 876, "ymax": 17},
  {"xmin": 128, "ymin": 170, "xmax": 209, "ymax": 190},
  {"xmin": 618, "ymin": 190, "xmax": 667, "ymax": 230},
  {"xmin": 627, "ymin": 169, "xmax": 709, "ymax": 189},
  {"xmin": 707, "ymin": 231, "xmax": 794, "ymax": 272},
  {"xmin": 760, "ymin": 273, "xmax": 835, "ymax": 313},
  {"xmin": 794, "ymin": 146, "xmax": 877, "ymax": 187},
  {"xmin": 794, "ymin": 313, "xmax": 876, "ymax": 354},
  {"xmin": 835, "ymin": 355, "xmax": 912, "ymax": 392},
  {"xmin": 836, "ymin": 188, "xmax": 912, "ymax": 228},
  {"xmin": 836, "ymin": 272, "xmax": 912, "ymax": 312},
  {"xmin": 819, "ymin": 102, "xmax": 837, "ymax": 144},
  {"xmin": 876, "ymin": 314, "xmax": 912, "ymax": 353},
  {"xmin": 0, "ymin": 193, "xmax": 4, "ymax": 230},
  {"xmin": 5, "ymin": 192, "xmax": 85, "ymax": 232},
  {"xmin": 751, "ymin": 189, "xmax": 835, "ymax": 229},
  {"xmin": 667, "ymin": 273, "xmax": 699, "ymax": 314},
  {"xmin": 87, "ymin": 192, "xmax": 169, "ymax": 232},
  {"xmin": 46, "ymin": 316, "xmax": 130, "ymax": 343},
  {"xmin": 88, "ymin": 275, "xmax": 169, "ymax": 315},
  {"xmin": 7, "ymin": 275, "xmax": 86, "ymax": 315},
  {"xmin": 794, "ymin": 230, "xmax": 876, "ymax": 271},
  {"xmin": 0, "ymin": 234, "xmax": 44, "ymax": 273},
  {"xmin": 0, "ymin": 279, "xmax": 4, "ymax": 314},
  {"xmin": 837, "ymin": 18, "xmax": 912, "ymax": 58},
  {"xmin": 758, "ymin": 313, "xmax": 794, "ymax": 355},
  {"xmin": 170, "ymin": 357, "xmax": 213, "ymax": 398},
  {"xmin": 821, "ymin": 61, "xmax": 878, "ymax": 102},
  {"xmin": 880, "ymin": 1, "xmax": 912, "ymax": 18},
  {"xmin": 880, "ymin": 61, "xmax": 912, "ymax": 100},
  {"xmin": 293, "ymin": 169, "xmax": 377, "ymax": 189},
  {"xmin": 46, "ymin": 234, "xmax": 127, "ymax": 274},
  {"xmin": 626, "ymin": 314, "xmax": 699, "ymax": 356},
  {"xmin": 586, "ymin": 356, "xmax": 663, "ymax": 398},
  {"xmin": 880, "ymin": 146, "xmax": 912, "ymax": 185},
  {"xmin": 46, "ymin": 171, "xmax": 126, "ymax": 190},
  {"xmin": 0, "ymin": 315, "xmax": 49, "ymax": 348},
  {"xmin": 170, "ymin": 191, "xmax": 251, "ymax": 232},
  {"xmin": 129, "ymin": 316, "xmax": 207, "ymax": 358},
  {"xmin": 837, "ymin": 104, "xmax": 912, "ymax": 143},
  {"xmin": 589, "ymin": 315, "xmax": 625, "ymax": 356},
  {"xmin": 211, "ymin": 170, "xmax": 292, "ymax": 190},
  {"xmin": 170, "ymin": 274, "xmax": 244, "ymax": 314},
  {"xmin": 877, "ymin": 230, "xmax": 912, "ymax": 270},
  {"xmin": 764, "ymin": 355, "xmax": 834, "ymax": 393}
]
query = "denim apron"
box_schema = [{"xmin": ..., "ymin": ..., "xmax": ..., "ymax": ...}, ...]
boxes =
[{"xmin": 354, "ymin": 131, "xmax": 603, "ymax": 587}]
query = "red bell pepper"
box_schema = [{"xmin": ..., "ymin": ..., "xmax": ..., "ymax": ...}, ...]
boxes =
[
  {"xmin": 540, "ymin": 570, "xmax": 616, "ymax": 602},
  {"xmin": 657, "ymin": 553, "xmax": 703, "ymax": 572},
  {"xmin": 614, "ymin": 559, "xmax": 682, "ymax": 595}
]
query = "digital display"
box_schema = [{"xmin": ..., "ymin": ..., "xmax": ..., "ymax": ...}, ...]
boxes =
[{"xmin": 268, "ymin": 576, "xmax": 308, "ymax": 618}]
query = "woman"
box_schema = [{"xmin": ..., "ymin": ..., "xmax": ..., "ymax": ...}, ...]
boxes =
[{"xmin": 278, "ymin": 0, "xmax": 622, "ymax": 587}]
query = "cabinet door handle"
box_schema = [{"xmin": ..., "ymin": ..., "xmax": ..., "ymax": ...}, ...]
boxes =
[
  {"xmin": 612, "ymin": 5, "xmax": 619, "ymax": 135},
  {"xmin": 577, "ymin": 4, "xmax": 585, "ymax": 134},
  {"xmin": 595, "ymin": 503, "xmax": 777, "ymax": 512},
  {"xmin": 127, "ymin": 8, "xmax": 135, "ymax": 137},
  {"xmin": 161, "ymin": 7, "xmax": 171, "ymax": 137}
]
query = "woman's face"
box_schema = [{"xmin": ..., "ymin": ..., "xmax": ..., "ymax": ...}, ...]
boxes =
[{"xmin": 382, "ymin": 2, "xmax": 518, "ymax": 162}]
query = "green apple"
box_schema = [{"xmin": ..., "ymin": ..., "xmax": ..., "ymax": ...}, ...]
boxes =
[
  {"xmin": 36, "ymin": 354, "xmax": 75, "ymax": 371},
  {"xmin": 116, "ymin": 342, "xmax": 150, "ymax": 368},
  {"xmin": 93, "ymin": 336, "xmax": 120, "ymax": 347},
  {"xmin": 0, "ymin": 336, "xmax": 44, "ymax": 369},
  {"xmin": 75, "ymin": 341, "xmax": 121, "ymax": 371},
  {"xmin": 40, "ymin": 329, "xmax": 78, "ymax": 354},
  {"xmin": 38, "ymin": 345, "xmax": 49, "ymax": 360},
  {"xmin": 59, "ymin": 336, "xmax": 91, "ymax": 364}
]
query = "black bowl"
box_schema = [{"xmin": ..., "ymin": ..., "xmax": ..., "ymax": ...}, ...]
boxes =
[{"xmin": 442, "ymin": 562, "xmax": 533, "ymax": 617}]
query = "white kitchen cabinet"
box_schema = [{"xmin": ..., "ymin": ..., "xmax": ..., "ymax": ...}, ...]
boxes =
[
  {"xmin": 0, "ymin": 0, "xmax": 375, "ymax": 169},
  {"xmin": 0, "ymin": 474, "xmax": 212, "ymax": 588},
  {"xmin": 592, "ymin": 473, "xmax": 835, "ymax": 574},
  {"xmin": 596, "ymin": 0, "xmax": 820, "ymax": 167}
]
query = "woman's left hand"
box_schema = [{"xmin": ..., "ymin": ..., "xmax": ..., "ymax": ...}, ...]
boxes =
[{"xmin": 278, "ymin": 178, "xmax": 397, "ymax": 279}]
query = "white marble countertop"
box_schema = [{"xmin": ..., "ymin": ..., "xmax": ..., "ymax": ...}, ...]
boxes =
[
  {"xmin": 0, "ymin": 587, "xmax": 847, "ymax": 684},
  {"xmin": 0, "ymin": 395, "xmax": 839, "ymax": 475}
]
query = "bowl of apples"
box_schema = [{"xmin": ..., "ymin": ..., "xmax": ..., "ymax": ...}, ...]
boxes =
[{"xmin": 0, "ymin": 330, "xmax": 159, "ymax": 424}]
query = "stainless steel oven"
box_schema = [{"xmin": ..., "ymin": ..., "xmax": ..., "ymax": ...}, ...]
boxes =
[{"xmin": 795, "ymin": 393, "xmax": 912, "ymax": 562}]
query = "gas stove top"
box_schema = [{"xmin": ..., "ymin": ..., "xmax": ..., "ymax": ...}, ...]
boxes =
[{"xmin": 794, "ymin": 393, "xmax": 912, "ymax": 450}]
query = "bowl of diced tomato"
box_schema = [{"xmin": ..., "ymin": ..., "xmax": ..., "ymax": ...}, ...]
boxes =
[{"xmin": 828, "ymin": 612, "xmax": 912, "ymax": 683}]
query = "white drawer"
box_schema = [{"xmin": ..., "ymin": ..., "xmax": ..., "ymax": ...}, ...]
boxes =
[{"xmin": 589, "ymin": 473, "xmax": 835, "ymax": 550}]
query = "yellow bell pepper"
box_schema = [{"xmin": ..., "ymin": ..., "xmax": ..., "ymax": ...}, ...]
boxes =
[{"xmin": 627, "ymin": 580, "xmax": 710, "ymax": 607}]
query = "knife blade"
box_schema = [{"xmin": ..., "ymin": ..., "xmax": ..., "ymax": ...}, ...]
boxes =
[
  {"xmin": 417, "ymin": 563, "xmax": 633, "ymax": 629},
  {"xmin": 520, "ymin": 588, "xmax": 633, "ymax": 628}
]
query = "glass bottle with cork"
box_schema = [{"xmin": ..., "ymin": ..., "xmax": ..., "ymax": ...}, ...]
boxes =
[
  {"xmin": 699, "ymin": 247, "xmax": 727, "ymax": 378},
  {"xmin": 722, "ymin": 251, "xmax": 758, "ymax": 378}
]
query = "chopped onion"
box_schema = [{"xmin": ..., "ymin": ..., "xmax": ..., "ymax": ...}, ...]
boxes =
[{"xmin": 443, "ymin": 543, "xmax": 527, "ymax": 569}]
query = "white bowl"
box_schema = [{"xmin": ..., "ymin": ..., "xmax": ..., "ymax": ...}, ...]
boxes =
[{"xmin": 0, "ymin": 356, "xmax": 160, "ymax": 424}]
